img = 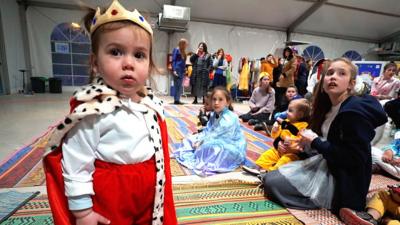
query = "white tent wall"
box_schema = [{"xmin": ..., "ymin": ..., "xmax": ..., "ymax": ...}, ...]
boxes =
[
  {"xmin": 0, "ymin": 0, "xmax": 26, "ymax": 94},
  {"xmin": 291, "ymin": 33, "xmax": 379, "ymax": 60},
  {"xmin": 26, "ymin": 6, "xmax": 85, "ymax": 81},
  {"xmin": 3, "ymin": 5, "xmax": 382, "ymax": 94}
]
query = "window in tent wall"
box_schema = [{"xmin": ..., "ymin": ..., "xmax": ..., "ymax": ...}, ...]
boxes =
[
  {"xmin": 302, "ymin": 45, "xmax": 325, "ymax": 74},
  {"xmin": 342, "ymin": 50, "xmax": 362, "ymax": 61},
  {"xmin": 51, "ymin": 23, "xmax": 90, "ymax": 86}
]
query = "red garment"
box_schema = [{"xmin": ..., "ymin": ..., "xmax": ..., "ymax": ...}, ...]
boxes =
[{"xmin": 43, "ymin": 98, "xmax": 177, "ymax": 225}]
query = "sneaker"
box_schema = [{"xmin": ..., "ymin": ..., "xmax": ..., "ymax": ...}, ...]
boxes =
[
  {"xmin": 254, "ymin": 123, "xmax": 264, "ymax": 131},
  {"xmin": 248, "ymin": 119, "xmax": 259, "ymax": 126},
  {"xmin": 339, "ymin": 208, "xmax": 378, "ymax": 225},
  {"xmin": 242, "ymin": 165, "xmax": 261, "ymax": 176}
]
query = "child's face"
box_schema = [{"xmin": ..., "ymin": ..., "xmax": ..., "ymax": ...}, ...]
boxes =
[
  {"xmin": 92, "ymin": 26, "xmax": 151, "ymax": 101},
  {"xmin": 212, "ymin": 91, "xmax": 229, "ymax": 113},
  {"xmin": 384, "ymin": 66, "xmax": 397, "ymax": 79},
  {"xmin": 203, "ymin": 97, "xmax": 212, "ymax": 111},
  {"xmin": 287, "ymin": 101, "xmax": 302, "ymax": 122},
  {"xmin": 285, "ymin": 87, "xmax": 297, "ymax": 100},
  {"xmin": 323, "ymin": 61, "xmax": 355, "ymax": 100}
]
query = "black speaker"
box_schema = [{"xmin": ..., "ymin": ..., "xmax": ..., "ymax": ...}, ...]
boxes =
[
  {"xmin": 49, "ymin": 77, "xmax": 62, "ymax": 93},
  {"xmin": 30, "ymin": 77, "xmax": 46, "ymax": 93}
]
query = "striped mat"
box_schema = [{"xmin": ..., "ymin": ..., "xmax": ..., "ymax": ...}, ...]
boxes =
[
  {"xmin": 174, "ymin": 181, "xmax": 302, "ymax": 224},
  {"xmin": 2, "ymin": 182, "xmax": 303, "ymax": 225}
]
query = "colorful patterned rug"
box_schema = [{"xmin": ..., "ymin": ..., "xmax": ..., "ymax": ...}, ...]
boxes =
[
  {"xmin": 1, "ymin": 193, "xmax": 52, "ymax": 225},
  {"xmin": 0, "ymin": 191, "xmax": 41, "ymax": 224},
  {"xmin": 2, "ymin": 182, "xmax": 302, "ymax": 225},
  {"xmin": 174, "ymin": 181, "xmax": 301, "ymax": 224},
  {"xmin": 0, "ymin": 128, "xmax": 51, "ymax": 188}
]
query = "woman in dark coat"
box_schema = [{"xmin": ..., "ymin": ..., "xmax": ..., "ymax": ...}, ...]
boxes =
[{"xmin": 190, "ymin": 42, "xmax": 212, "ymax": 104}]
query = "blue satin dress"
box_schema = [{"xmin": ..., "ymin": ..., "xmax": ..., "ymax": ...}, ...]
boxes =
[{"xmin": 173, "ymin": 107, "xmax": 247, "ymax": 176}]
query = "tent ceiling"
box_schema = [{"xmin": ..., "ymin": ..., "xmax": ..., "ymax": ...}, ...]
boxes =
[{"xmin": 23, "ymin": 0, "xmax": 400, "ymax": 43}]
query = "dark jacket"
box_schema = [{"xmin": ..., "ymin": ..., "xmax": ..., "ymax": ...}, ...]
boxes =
[{"xmin": 311, "ymin": 94, "xmax": 387, "ymax": 214}]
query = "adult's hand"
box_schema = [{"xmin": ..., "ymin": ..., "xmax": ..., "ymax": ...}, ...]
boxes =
[
  {"xmin": 277, "ymin": 140, "xmax": 303, "ymax": 155},
  {"xmin": 300, "ymin": 129, "xmax": 318, "ymax": 145}
]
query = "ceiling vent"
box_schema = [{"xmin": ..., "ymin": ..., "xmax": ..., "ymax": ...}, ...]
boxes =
[{"xmin": 157, "ymin": 5, "xmax": 190, "ymax": 32}]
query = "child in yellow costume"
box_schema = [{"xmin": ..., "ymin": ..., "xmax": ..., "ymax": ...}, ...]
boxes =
[
  {"xmin": 256, "ymin": 98, "xmax": 310, "ymax": 171},
  {"xmin": 340, "ymin": 184, "xmax": 400, "ymax": 225}
]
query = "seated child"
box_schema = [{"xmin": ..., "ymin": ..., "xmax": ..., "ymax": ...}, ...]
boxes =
[
  {"xmin": 198, "ymin": 92, "xmax": 212, "ymax": 128},
  {"xmin": 340, "ymin": 184, "xmax": 400, "ymax": 225},
  {"xmin": 371, "ymin": 131, "xmax": 400, "ymax": 179},
  {"xmin": 173, "ymin": 86, "xmax": 247, "ymax": 176},
  {"xmin": 255, "ymin": 98, "xmax": 310, "ymax": 172}
]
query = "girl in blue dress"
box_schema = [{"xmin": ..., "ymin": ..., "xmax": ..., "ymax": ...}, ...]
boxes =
[{"xmin": 174, "ymin": 86, "xmax": 247, "ymax": 176}]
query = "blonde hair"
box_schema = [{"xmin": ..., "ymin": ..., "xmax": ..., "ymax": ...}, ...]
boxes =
[{"xmin": 178, "ymin": 38, "xmax": 187, "ymax": 61}]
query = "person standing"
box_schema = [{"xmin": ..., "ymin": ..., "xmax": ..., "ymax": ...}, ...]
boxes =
[
  {"xmin": 43, "ymin": 1, "xmax": 177, "ymax": 224},
  {"xmin": 171, "ymin": 38, "xmax": 188, "ymax": 104},
  {"xmin": 190, "ymin": 42, "xmax": 212, "ymax": 104},
  {"xmin": 212, "ymin": 48, "xmax": 228, "ymax": 88}
]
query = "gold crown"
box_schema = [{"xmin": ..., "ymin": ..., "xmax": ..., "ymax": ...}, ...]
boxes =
[{"xmin": 90, "ymin": 0, "xmax": 153, "ymax": 36}]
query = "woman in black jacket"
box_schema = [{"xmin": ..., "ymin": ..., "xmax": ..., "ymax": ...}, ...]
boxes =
[{"xmin": 190, "ymin": 42, "xmax": 212, "ymax": 104}]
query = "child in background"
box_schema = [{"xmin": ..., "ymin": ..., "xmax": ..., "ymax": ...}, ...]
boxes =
[
  {"xmin": 173, "ymin": 86, "xmax": 247, "ymax": 176},
  {"xmin": 43, "ymin": 1, "xmax": 176, "ymax": 224},
  {"xmin": 340, "ymin": 184, "xmax": 400, "ymax": 225},
  {"xmin": 371, "ymin": 131, "xmax": 400, "ymax": 179},
  {"xmin": 197, "ymin": 92, "xmax": 212, "ymax": 129},
  {"xmin": 254, "ymin": 98, "xmax": 310, "ymax": 172}
]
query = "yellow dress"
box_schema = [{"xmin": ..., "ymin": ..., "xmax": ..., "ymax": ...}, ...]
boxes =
[{"xmin": 238, "ymin": 59, "xmax": 249, "ymax": 91}]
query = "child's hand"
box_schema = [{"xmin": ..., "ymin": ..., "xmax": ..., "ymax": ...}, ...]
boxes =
[
  {"xmin": 276, "ymin": 117, "xmax": 283, "ymax": 124},
  {"xmin": 382, "ymin": 150, "xmax": 394, "ymax": 163},
  {"xmin": 271, "ymin": 122, "xmax": 279, "ymax": 133},
  {"xmin": 73, "ymin": 208, "xmax": 110, "ymax": 225},
  {"xmin": 391, "ymin": 158, "xmax": 400, "ymax": 167}
]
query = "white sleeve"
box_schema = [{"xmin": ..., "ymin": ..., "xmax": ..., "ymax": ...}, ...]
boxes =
[{"xmin": 62, "ymin": 115, "xmax": 99, "ymax": 198}]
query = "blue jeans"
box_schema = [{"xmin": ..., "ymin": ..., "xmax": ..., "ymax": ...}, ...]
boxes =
[{"xmin": 173, "ymin": 75, "xmax": 183, "ymax": 102}]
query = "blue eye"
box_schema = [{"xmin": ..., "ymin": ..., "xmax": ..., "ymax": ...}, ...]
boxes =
[{"xmin": 110, "ymin": 48, "xmax": 122, "ymax": 56}]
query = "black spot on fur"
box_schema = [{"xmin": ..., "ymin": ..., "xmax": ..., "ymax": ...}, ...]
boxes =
[
  {"xmin": 98, "ymin": 99, "xmax": 102, "ymax": 103},
  {"xmin": 73, "ymin": 91, "xmax": 77, "ymax": 96},
  {"xmin": 99, "ymin": 82, "xmax": 104, "ymax": 85},
  {"xmin": 160, "ymin": 216, "xmax": 163, "ymax": 222},
  {"xmin": 78, "ymin": 118, "xmax": 82, "ymax": 121},
  {"xmin": 57, "ymin": 124, "xmax": 65, "ymax": 130},
  {"xmin": 107, "ymin": 97, "xmax": 112, "ymax": 101},
  {"xmin": 154, "ymin": 147, "xmax": 159, "ymax": 152},
  {"xmin": 86, "ymin": 89, "xmax": 91, "ymax": 95},
  {"xmin": 115, "ymin": 106, "xmax": 120, "ymax": 110},
  {"xmin": 159, "ymin": 188, "xmax": 162, "ymax": 192},
  {"xmin": 153, "ymin": 114, "xmax": 158, "ymax": 122},
  {"xmin": 153, "ymin": 217, "xmax": 157, "ymax": 221},
  {"xmin": 151, "ymin": 125, "xmax": 154, "ymax": 129},
  {"xmin": 95, "ymin": 108, "xmax": 99, "ymax": 112},
  {"xmin": 159, "ymin": 179, "xmax": 163, "ymax": 185},
  {"xmin": 64, "ymin": 117, "xmax": 72, "ymax": 124},
  {"xmin": 96, "ymin": 89, "xmax": 103, "ymax": 93},
  {"xmin": 51, "ymin": 145, "xmax": 57, "ymax": 150},
  {"xmin": 148, "ymin": 94, "xmax": 154, "ymax": 99},
  {"xmin": 91, "ymin": 86, "xmax": 96, "ymax": 89},
  {"xmin": 82, "ymin": 108, "xmax": 87, "ymax": 112}
]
